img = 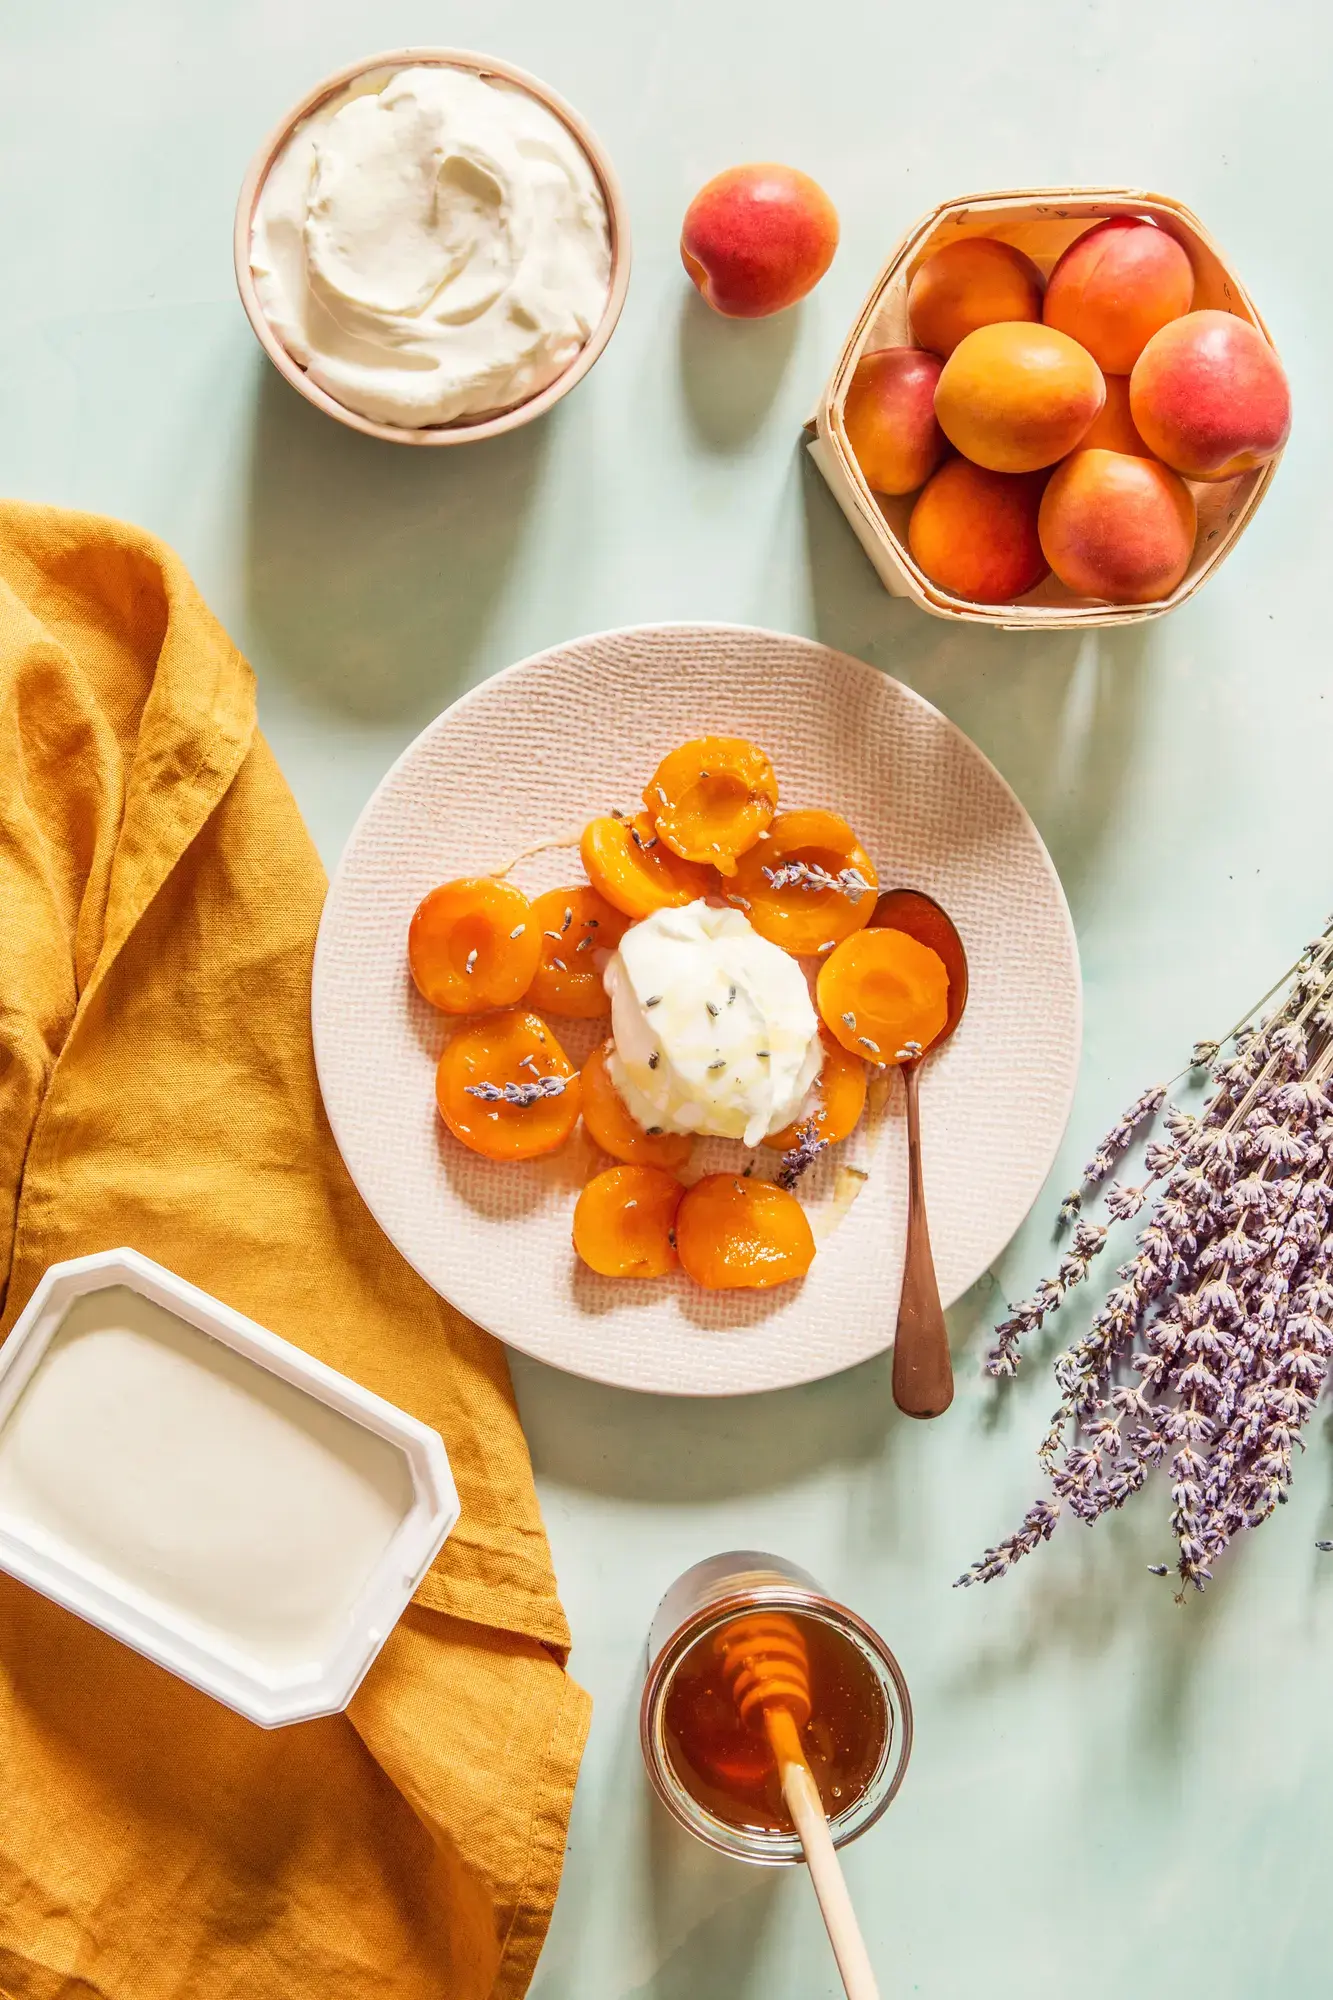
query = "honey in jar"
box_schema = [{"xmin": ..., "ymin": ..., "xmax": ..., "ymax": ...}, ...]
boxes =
[{"xmin": 662, "ymin": 1606, "xmax": 889, "ymax": 1834}]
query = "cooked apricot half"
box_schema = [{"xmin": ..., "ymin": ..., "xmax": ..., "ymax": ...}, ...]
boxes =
[
  {"xmin": 765, "ymin": 1027, "xmax": 868, "ymax": 1151},
  {"xmin": 675, "ymin": 1174, "xmax": 816, "ymax": 1290},
  {"xmin": 409, "ymin": 877, "xmax": 541, "ymax": 1015},
  {"xmin": 436, "ymin": 1008, "xmax": 580, "ymax": 1160},
  {"xmin": 732, "ymin": 810, "xmax": 878, "ymax": 956},
  {"xmin": 573, "ymin": 1164, "xmax": 684, "ymax": 1278},
  {"xmin": 644, "ymin": 737, "xmax": 779, "ymax": 877},
  {"xmin": 580, "ymin": 1043, "xmax": 694, "ymax": 1171},
  {"xmin": 525, "ymin": 886, "xmax": 628, "ymax": 1019},
  {"xmin": 580, "ymin": 811, "xmax": 715, "ymax": 921},
  {"xmin": 817, "ymin": 927, "xmax": 949, "ymax": 1065}
]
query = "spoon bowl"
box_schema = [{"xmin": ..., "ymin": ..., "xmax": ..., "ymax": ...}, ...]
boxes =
[{"xmin": 869, "ymin": 889, "xmax": 970, "ymax": 1419}]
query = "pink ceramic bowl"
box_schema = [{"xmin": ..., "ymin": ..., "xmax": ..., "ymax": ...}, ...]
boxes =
[{"xmin": 234, "ymin": 47, "xmax": 631, "ymax": 446}]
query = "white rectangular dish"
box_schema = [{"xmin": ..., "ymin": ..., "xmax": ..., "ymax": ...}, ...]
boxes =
[{"xmin": 0, "ymin": 1248, "xmax": 459, "ymax": 1726}]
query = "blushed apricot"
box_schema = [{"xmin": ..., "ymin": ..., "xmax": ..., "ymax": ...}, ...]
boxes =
[
  {"xmin": 1038, "ymin": 449, "xmax": 1196, "ymax": 604},
  {"xmin": 680, "ymin": 165, "xmax": 839, "ymax": 318},
  {"xmin": 580, "ymin": 1042, "xmax": 694, "ymax": 1171},
  {"xmin": 1043, "ymin": 217, "xmax": 1194, "ymax": 375},
  {"xmin": 843, "ymin": 347, "xmax": 946, "ymax": 495},
  {"xmin": 908, "ymin": 459, "xmax": 1048, "ymax": 604},
  {"xmin": 409, "ymin": 877, "xmax": 541, "ymax": 1016},
  {"xmin": 435, "ymin": 1009, "xmax": 580, "ymax": 1160},
  {"xmin": 732, "ymin": 809, "xmax": 878, "ymax": 956},
  {"xmin": 525, "ymin": 886, "xmax": 627, "ymax": 1018},
  {"xmin": 675, "ymin": 1175, "xmax": 816, "ymax": 1290},
  {"xmin": 1130, "ymin": 310, "xmax": 1291, "ymax": 481},
  {"xmin": 573, "ymin": 1165, "xmax": 683, "ymax": 1278},
  {"xmin": 1080, "ymin": 374, "xmax": 1152, "ymax": 457},
  {"xmin": 581, "ymin": 811, "xmax": 716, "ymax": 921},
  {"xmin": 765, "ymin": 1027, "xmax": 868, "ymax": 1151},
  {"xmin": 907, "ymin": 238, "xmax": 1044, "ymax": 358},
  {"xmin": 935, "ymin": 322, "xmax": 1105, "ymax": 473},
  {"xmin": 817, "ymin": 928, "xmax": 949, "ymax": 1065},
  {"xmin": 645, "ymin": 737, "xmax": 778, "ymax": 876}
]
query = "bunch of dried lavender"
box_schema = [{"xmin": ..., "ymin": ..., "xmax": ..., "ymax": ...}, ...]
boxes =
[{"xmin": 959, "ymin": 917, "xmax": 1333, "ymax": 1597}]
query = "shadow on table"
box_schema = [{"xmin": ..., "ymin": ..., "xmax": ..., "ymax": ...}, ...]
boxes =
[
  {"xmin": 677, "ymin": 288, "xmax": 803, "ymax": 450},
  {"xmin": 797, "ymin": 449, "xmax": 1153, "ymax": 911},
  {"xmin": 512, "ymin": 1345, "xmax": 901, "ymax": 1505},
  {"xmin": 239, "ymin": 364, "xmax": 551, "ymax": 728}
]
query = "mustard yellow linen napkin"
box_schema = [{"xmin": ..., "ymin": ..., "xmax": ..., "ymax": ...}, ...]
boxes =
[{"xmin": 0, "ymin": 502, "xmax": 589, "ymax": 2000}]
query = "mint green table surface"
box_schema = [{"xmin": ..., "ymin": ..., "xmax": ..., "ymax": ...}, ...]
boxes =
[{"xmin": 4, "ymin": 2, "xmax": 1332, "ymax": 1992}]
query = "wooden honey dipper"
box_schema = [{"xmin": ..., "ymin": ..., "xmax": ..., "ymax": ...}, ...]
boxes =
[{"xmin": 714, "ymin": 1613, "xmax": 880, "ymax": 2000}]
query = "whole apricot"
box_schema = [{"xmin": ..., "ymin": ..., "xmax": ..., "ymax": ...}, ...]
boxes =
[
  {"xmin": 935, "ymin": 322, "xmax": 1105, "ymax": 473},
  {"xmin": 1080, "ymin": 374, "xmax": 1152, "ymax": 457},
  {"xmin": 907, "ymin": 459, "xmax": 1048, "ymax": 604},
  {"xmin": 1038, "ymin": 449, "xmax": 1197, "ymax": 604},
  {"xmin": 907, "ymin": 237, "xmax": 1044, "ymax": 358},
  {"xmin": 681, "ymin": 164, "xmax": 838, "ymax": 318},
  {"xmin": 1130, "ymin": 310, "xmax": 1291, "ymax": 481},
  {"xmin": 1043, "ymin": 217, "xmax": 1195, "ymax": 374},
  {"xmin": 842, "ymin": 347, "xmax": 946, "ymax": 496}
]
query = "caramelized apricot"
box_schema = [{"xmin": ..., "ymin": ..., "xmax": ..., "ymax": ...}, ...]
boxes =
[
  {"xmin": 644, "ymin": 737, "xmax": 779, "ymax": 876},
  {"xmin": 409, "ymin": 877, "xmax": 541, "ymax": 1015},
  {"xmin": 580, "ymin": 1043, "xmax": 694, "ymax": 1171},
  {"xmin": 764, "ymin": 1027, "xmax": 868, "ymax": 1151},
  {"xmin": 525, "ymin": 887, "xmax": 628, "ymax": 1018},
  {"xmin": 436, "ymin": 1009, "xmax": 580, "ymax": 1160},
  {"xmin": 573, "ymin": 1165, "xmax": 683, "ymax": 1278},
  {"xmin": 733, "ymin": 810, "xmax": 878, "ymax": 956},
  {"xmin": 676, "ymin": 1175, "xmax": 816, "ymax": 1290},
  {"xmin": 581, "ymin": 811, "xmax": 715, "ymax": 921},
  {"xmin": 817, "ymin": 928, "xmax": 949, "ymax": 1065}
]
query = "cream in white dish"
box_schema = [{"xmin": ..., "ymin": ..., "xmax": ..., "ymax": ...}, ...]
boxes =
[
  {"xmin": 605, "ymin": 901, "xmax": 823, "ymax": 1149},
  {"xmin": 0, "ymin": 1286, "xmax": 414, "ymax": 1669},
  {"xmin": 250, "ymin": 63, "xmax": 612, "ymax": 428}
]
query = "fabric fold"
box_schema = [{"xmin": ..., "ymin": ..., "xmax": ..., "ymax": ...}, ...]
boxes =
[{"xmin": 0, "ymin": 502, "xmax": 587, "ymax": 2000}]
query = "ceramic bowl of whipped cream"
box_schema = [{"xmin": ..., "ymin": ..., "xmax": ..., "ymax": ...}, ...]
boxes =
[{"xmin": 235, "ymin": 49, "xmax": 629, "ymax": 444}]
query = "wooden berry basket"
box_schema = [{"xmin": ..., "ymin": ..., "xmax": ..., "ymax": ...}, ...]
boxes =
[{"xmin": 806, "ymin": 186, "xmax": 1285, "ymax": 630}]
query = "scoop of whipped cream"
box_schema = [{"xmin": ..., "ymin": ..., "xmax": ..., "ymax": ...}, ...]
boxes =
[
  {"xmin": 605, "ymin": 902, "xmax": 823, "ymax": 1149},
  {"xmin": 250, "ymin": 65, "xmax": 612, "ymax": 428}
]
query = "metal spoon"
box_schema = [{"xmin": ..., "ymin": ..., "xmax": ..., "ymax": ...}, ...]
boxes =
[{"xmin": 869, "ymin": 889, "xmax": 970, "ymax": 1421}]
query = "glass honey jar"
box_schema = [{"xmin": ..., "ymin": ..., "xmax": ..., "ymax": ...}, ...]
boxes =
[{"xmin": 639, "ymin": 1551, "xmax": 912, "ymax": 1864}]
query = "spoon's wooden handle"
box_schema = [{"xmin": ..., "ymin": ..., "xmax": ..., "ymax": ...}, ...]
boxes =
[
  {"xmin": 767, "ymin": 1708, "xmax": 881, "ymax": 2000},
  {"xmin": 892, "ymin": 1063, "xmax": 954, "ymax": 1419}
]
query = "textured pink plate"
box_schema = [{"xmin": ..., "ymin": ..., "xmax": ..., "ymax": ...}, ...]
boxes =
[{"xmin": 312, "ymin": 625, "xmax": 1081, "ymax": 1395}]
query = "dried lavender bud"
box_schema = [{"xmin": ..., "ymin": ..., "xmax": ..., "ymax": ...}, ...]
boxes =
[
  {"xmin": 575, "ymin": 936, "xmax": 594, "ymax": 953},
  {"xmin": 777, "ymin": 1119, "xmax": 828, "ymax": 1191},
  {"xmin": 762, "ymin": 860, "xmax": 872, "ymax": 901},
  {"xmin": 465, "ymin": 948, "xmax": 478, "ymax": 974},
  {"xmin": 562, "ymin": 907, "xmax": 573, "ymax": 932},
  {"xmin": 842, "ymin": 1011, "xmax": 856, "ymax": 1032},
  {"xmin": 465, "ymin": 1076, "xmax": 570, "ymax": 1106},
  {"xmin": 708, "ymin": 1059, "xmax": 726, "ymax": 1073},
  {"xmin": 648, "ymin": 1053, "xmax": 660, "ymax": 1070},
  {"xmin": 509, "ymin": 924, "xmax": 526, "ymax": 940},
  {"xmin": 860, "ymin": 1036, "xmax": 882, "ymax": 1056},
  {"xmin": 727, "ymin": 986, "xmax": 737, "ymax": 1006},
  {"xmin": 706, "ymin": 1001, "xmax": 719, "ymax": 1018},
  {"xmin": 646, "ymin": 995, "xmax": 661, "ymax": 1008},
  {"xmin": 552, "ymin": 958, "xmax": 567, "ymax": 972}
]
